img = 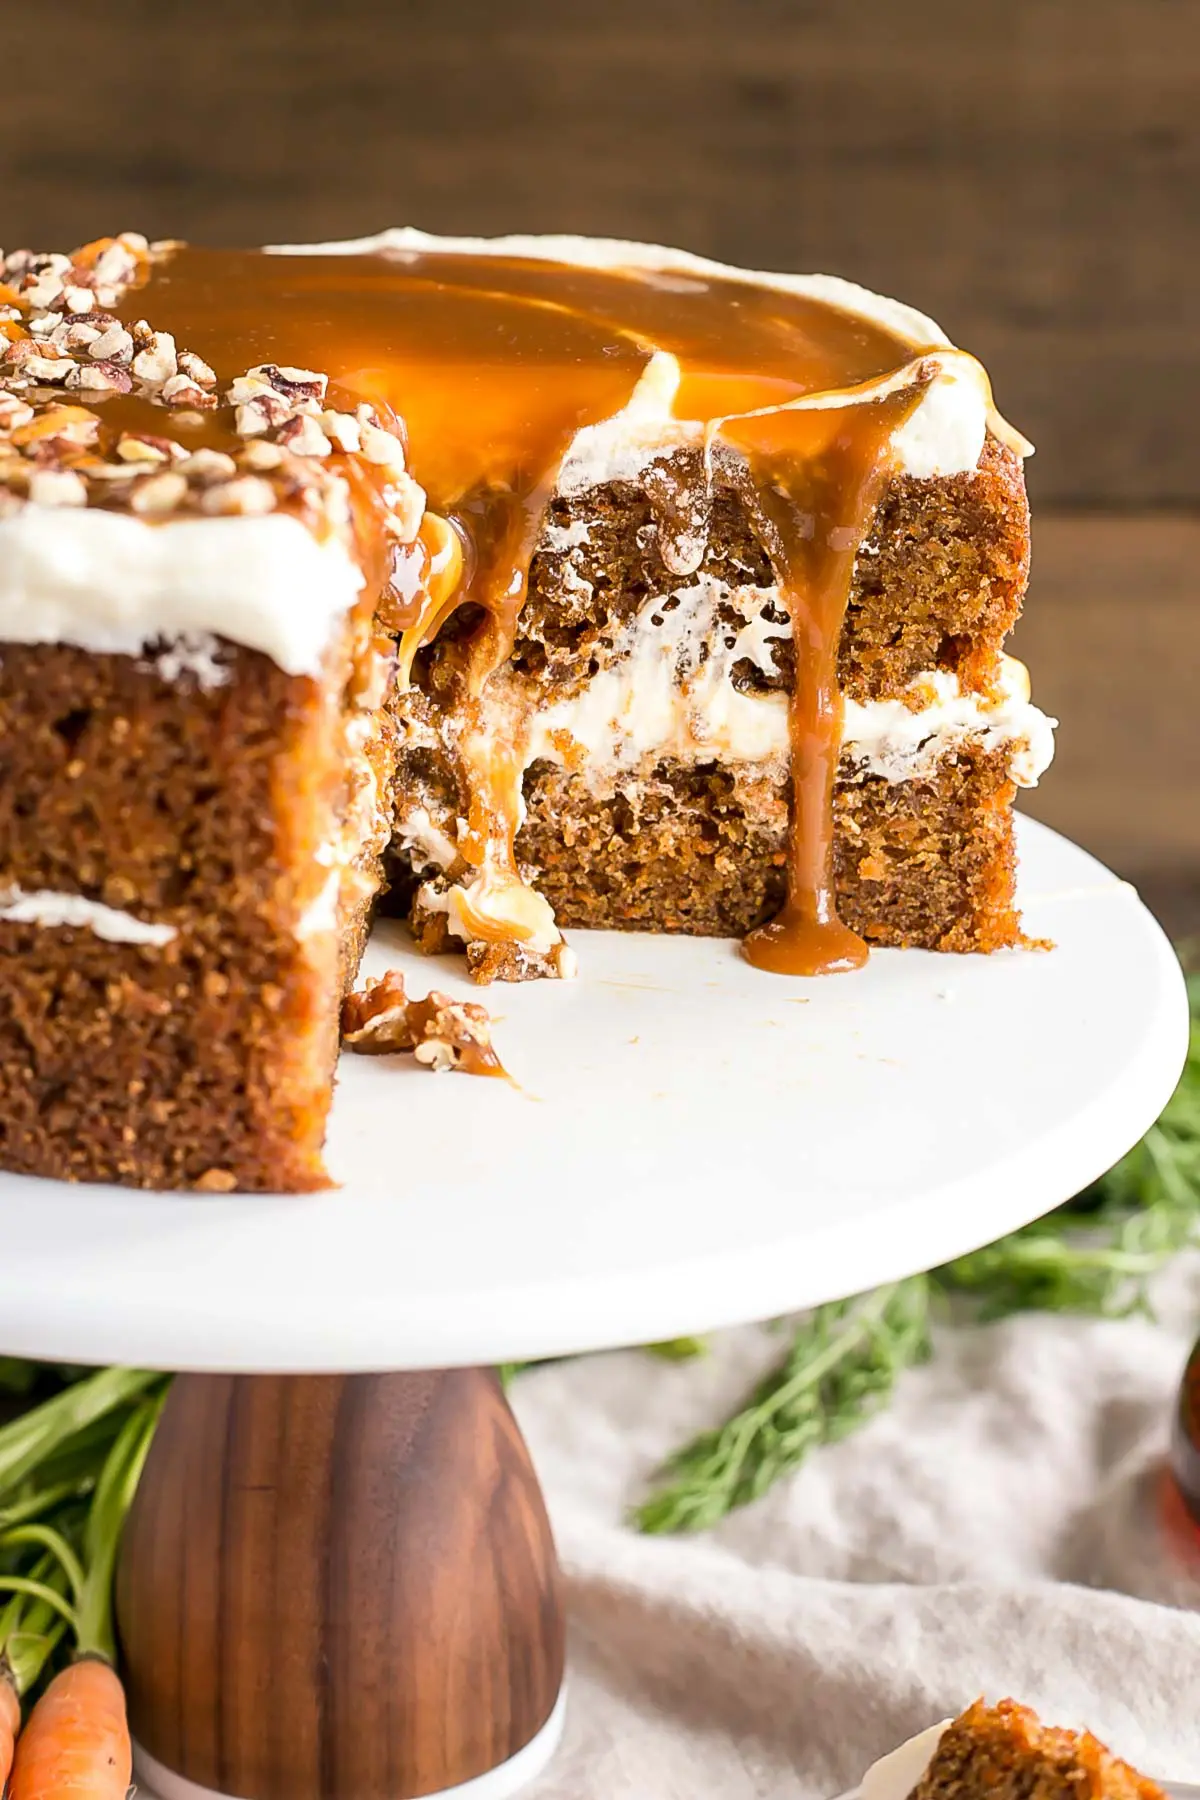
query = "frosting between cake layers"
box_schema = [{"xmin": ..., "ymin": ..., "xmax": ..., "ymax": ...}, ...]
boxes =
[
  {"xmin": 518, "ymin": 577, "xmax": 1056, "ymax": 788},
  {"xmin": 0, "ymin": 885, "xmax": 177, "ymax": 945},
  {"xmin": 0, "ymin": 505, "xmax": 365, "ymax": 676}
]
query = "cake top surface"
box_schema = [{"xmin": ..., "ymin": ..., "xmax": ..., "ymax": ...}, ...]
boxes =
[
  {"xmin": 0, "ymin": 228, "xmax": 1024, "ymax": 516},
  {"xmin": 0, "ymin": 228, "xmax": 1023, "ymax": 669}
]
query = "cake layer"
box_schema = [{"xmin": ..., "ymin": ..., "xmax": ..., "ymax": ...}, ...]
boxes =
[
  {"xmin": 513, "ymin": 743, "xmax": 1021, "ymax": 950},
  {"xmin": 517, "ymin": 441, "xmax": 1030, "ymax": 705},
  {"xmin": 397, "ymin": 432, "xmax": 1050, "ymax": 970},
  {"xmin": 0, "ymin": 620, "xmax": 395, "ymax": 1189}
]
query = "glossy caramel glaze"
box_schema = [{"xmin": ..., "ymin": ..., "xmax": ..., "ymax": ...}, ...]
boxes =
[{"xmin": 118, "ymin": 245, "xmax": 954, "ymax": 974}]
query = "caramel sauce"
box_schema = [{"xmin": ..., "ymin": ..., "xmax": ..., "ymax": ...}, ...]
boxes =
[
  {"xmin": 115, "ymin": 246, "xmax": 945, "ymax": 974},
  {"xmin": 717, "ymin": 377, "xmax": 929, "ymax": 975}
]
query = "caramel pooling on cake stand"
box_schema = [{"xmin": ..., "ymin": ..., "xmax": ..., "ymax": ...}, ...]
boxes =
[{"xmin": 121, "ymin": 247, "xmax": 950, "ymax": 975}]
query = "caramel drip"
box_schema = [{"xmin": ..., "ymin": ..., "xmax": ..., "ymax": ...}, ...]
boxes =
[
  {"xmin": 717, "ymin": 378, "xmax": 930, "ymax": 976},
  {"xmin": 106, "ymin": 245, "xmax": 953, "ymax": 973}
]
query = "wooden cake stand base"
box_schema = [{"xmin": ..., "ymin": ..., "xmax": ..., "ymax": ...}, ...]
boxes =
[{"xmin": 116, "ymin": 1371, "xmax": 566, "ymax": 1800}]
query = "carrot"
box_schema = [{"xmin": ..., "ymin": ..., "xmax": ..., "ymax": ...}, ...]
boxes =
[
  {"xmin": 8, "ymin": 1660, "xmax": 130, "ymax": 1800},
  {"xmin": 0, "ymin": 1671, "xmax": 19, "ymax": 1794}
]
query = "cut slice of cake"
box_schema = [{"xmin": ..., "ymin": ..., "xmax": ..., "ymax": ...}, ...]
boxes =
[
  {"xmin": 0, "ymin": 235, "xmax": 422, "ymax": 1189},
  {"xmin": 862, "ymin": 1701, "xmax": 1166, "ymax": 1800},
  {"xmin": 0, "ymin": 228, "xmax": 1055, "ymax": 1189}
]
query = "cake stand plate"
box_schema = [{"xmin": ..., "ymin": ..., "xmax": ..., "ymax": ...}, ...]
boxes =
[{"xmin": 0, "ymin": 816, "xmax": 1187, "ymax": 1373}]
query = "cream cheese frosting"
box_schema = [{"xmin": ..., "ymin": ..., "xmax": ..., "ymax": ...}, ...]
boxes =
[
  {"xmin": 518, "ymin": 576, "xmax": 1055, "ymax": 788},
  {"xmin": 0, "ymin": 885, "xmax": 177, "ymax": 945},
  {"xmin": 0, "ymin": 506, "xmax": 365, "ymax": 676}
]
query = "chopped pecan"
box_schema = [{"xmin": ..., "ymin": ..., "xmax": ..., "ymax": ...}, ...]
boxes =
[
  {"xmin": 357, "ymin": 406, "xmax": 408, "ymax": 474},
  {"xmin": 321, "ymin": 409, "xmax": 361, "ymax": 452},
  {"xmin": 383, "ymin": 471, "xmax": 425, "ymax": 543},
  {"xmin": 466, "ymin": 938, "xmax": 577, "ymax": 985},
  {"xmin": 176, "ymin": 447, "xmax": 237, "ymax": 483},
  {"xmin": 60, "ymin": 284, "xmax": 94, "ymax": 315},
  {"xmin": 276, "ymin": 413, "xmax": 332, "ymax": 457},
  {"xmin": 85, "ymin": 321, "xmax": 134, "ymax": 364},
  {"xmin": 176, "ymin": 348, "xmax": 216, "ymax": 388},
  {"xmin": 67, "ymin": 359, "xmax": 132, "ymax": 393},
  {"xmin": 238, "ymin": 438, "xmax": 286, "ymax": 471},
  {"xmin": 4, "ymin": 340, "xmax": 72, "ymax": 377},
  {"xmin": 234, "ymin": 391, "xmax": 293, "ymax": 436},
  {"xmin": 27, "ymin": 467, "xmax": 87, "ymax": 507},
  {"xmin": 194, "ymin": 1167, "xmax": 238, "ymax": 1193},
  {"xmin": 341, "ymin": 969, "xmax": 504, "ymax": 1077},
  {"xmin": 160, "ymin": 371, "xmax": 217, "ymax": 408},
  {"xmin": 130, "ymin": 330, "xmax": 177, "ymax": 383},
  {"xmin": 0, "ymin": 395, "xmax": 34, "ymax": 432},
  {"xmin": 130, "ymin": 470, "xmax": 189, "ymax": 514},
  {"xmin": 253, "ymin": 363, "xmax": 328, "ymax": 404},
  {"xmin": 116, "ymin": 433, "xmax": 173, "ymax": 463},
  {"xmin": 198, "ymin": 474, "xmax": 276, "ymax": 516},
  {"xmin": 22, "ymin": 269, "xmax": 67, "ymax": 311},
  {"xmin": 53, "ymin": 318, "xmax": 104, "ymax": 353}
]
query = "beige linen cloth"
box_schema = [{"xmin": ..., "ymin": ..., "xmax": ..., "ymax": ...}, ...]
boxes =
[{"xmin": 514, "ymin": 1257, "xmax": 1200, "ymax": 1799}]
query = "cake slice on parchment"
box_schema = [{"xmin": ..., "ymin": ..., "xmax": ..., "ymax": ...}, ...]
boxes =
[
  {"xmin": 861, "ymin": 1701, "xmax": 1167, "ymax": 1800},
  {"xmin": 0, "ymin": 229, "xmax": 1055, "ymax": 1189}
]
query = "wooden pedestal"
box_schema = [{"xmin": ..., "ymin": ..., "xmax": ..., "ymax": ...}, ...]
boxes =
[{"xmin": 115, "ymin": 1369, "xmax": 566, "ymax": 1800}]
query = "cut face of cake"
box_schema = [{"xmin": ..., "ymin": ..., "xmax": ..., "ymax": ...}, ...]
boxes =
[
  {"xmin": 0, "ymin": 229, "xmax": 1055, "ymax": 1189},
  {"xmin": 862, "ymin": 1702, "xmax": 1167, "ymax": 1800}
]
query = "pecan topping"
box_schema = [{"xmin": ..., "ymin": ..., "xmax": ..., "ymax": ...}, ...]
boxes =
[
  {"xmin": 341, "ymin": 969, "xmax": 505, "ymax": 1077},
  {"xmin": 67, "ymin": 359, "xmax": 133, "ymax": 394},
  {"xmin": 130, "ymin": 330, "xmax": 177, "ymax": 384},
  {"xmin": 276, "ymin": 413, "xmax": 332, "ymax": 458},
  {"xmin": 0, "ymin": 232, "xmax": 431, "ymax": 543},
  {"xmin": 27, "ymin": 468, "xmax": 87, "ymax": 508},
  {"xmin": 130, "ymin": 470, "xmax": 189, "ymax": 514},
  {"xmin": 198, "ymin": 474, "xmax": 276, "ymax": 516}
]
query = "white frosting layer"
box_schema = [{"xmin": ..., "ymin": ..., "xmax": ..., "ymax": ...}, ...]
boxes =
[
  {"xmin": 0, "ymin": 885, "xmax": 177, "ymax": 945},
  {"xmin": 0, "ymin": 507, "xmax": 364, "ymax": 676},
  {"xmin": 555, "ymin": 351, "xmax": 992, "ymax": 491},
  {"xmin": 860, "ymin": 1721, "xmax": 951, "ymax": 1800},
  {"xmin": 295, "ymin": 868, "xmax": 341, "ymax": 940},
  {"xmin": 522, "ymin": 576, "xmax": 1055, "ymax": 788}
]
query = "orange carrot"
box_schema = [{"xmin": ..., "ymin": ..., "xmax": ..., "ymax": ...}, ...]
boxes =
[
  {"xmin": 0, "ymin": 1672, "xmax": 19, "ymax": 1794},
  {"xmin": 9, "ymin": 1660, "xmax": 129, "ymax": 1800}
]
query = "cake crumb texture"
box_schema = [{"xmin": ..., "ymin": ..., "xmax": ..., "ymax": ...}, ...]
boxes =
[
  {"xmin": 0, "ymin": 638, "xmax": 366, "ymax": 1190},
  {"xmin": 916, "ymin": 1700, "xmax": 1167, "ymax": 1800},
  {"xmin": 516, "ymin": 746, "xmax": 1020, "ymax": 952}
]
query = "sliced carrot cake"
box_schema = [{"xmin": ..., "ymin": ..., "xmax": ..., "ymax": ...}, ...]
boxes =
[
  {"xmin": 861, "ymin": 1700, "xmax": 1166, "ymax": 1800},
  {"xmin": 0, "ymin": 229, "xmax": 1055, "ymax": 1188}
]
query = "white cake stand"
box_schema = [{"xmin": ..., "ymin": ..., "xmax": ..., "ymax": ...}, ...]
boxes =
[
  {"xmin": 0, "ymin": 816, "xmax": 1187, "ymax": 1371},
  {"xmin": 0, "ymin": 816, "xmax": 1188, "ymax": 1800}
]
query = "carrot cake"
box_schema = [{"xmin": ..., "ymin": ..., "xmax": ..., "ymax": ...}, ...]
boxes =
[
  {"xmin": 0, "ymin": 229, "xmax": 1055, "ymax": 1189},
  {"xmin": 861, "ymin": 1700, "xmax": 1165, "ymax": 1800}
]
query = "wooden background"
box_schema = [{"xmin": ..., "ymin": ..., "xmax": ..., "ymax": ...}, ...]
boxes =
[{"xmin": 4, "ymin": 0, "xmax": 1198, "ymax": 933}]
